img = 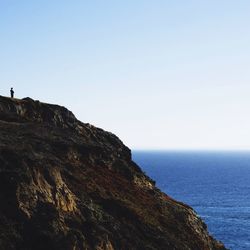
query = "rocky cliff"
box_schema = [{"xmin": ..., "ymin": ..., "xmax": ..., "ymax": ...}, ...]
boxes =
[{"xmin": 0, "ymin": 96, "xmax": 226, "ymax": 250}]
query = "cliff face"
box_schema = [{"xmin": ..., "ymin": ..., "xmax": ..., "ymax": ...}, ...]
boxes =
[{"xmin": 0, "ymin": 96, "xmax": 226, "ymax": 250}]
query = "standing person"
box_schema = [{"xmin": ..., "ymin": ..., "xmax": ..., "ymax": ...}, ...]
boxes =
[{"xmin": 10, "ymin": 88, "xmax": 14, "ymax": 98}]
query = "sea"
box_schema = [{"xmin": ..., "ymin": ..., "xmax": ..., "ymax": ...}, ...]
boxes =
[{"xmin": 132, "ymin": 151, "xmax": 250, "ymax": 250}]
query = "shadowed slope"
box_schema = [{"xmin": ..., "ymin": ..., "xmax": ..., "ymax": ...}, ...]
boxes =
[{"xmin": 0, "ymin": 96, "xmax": 226, "ymax": 250}]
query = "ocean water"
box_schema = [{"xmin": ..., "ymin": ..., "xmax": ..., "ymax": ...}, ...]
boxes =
[{"xmin": 132, "ymin": 151, "xmax": 250, "ymax": 250}]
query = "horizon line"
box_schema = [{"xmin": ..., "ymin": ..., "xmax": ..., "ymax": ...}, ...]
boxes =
[{"xmin": 131, "ymin": 148, "xmax": 250, "ymax": 152}]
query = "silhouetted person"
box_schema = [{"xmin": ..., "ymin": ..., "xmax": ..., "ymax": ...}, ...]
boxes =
[{"xmin": 10, "ymin": 88, "xmax": 14, "ymax": 98}]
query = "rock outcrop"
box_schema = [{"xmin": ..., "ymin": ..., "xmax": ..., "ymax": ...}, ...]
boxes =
[{"xmin": 0, "ymin": 96, "xmax": 226, "ymax": 250}]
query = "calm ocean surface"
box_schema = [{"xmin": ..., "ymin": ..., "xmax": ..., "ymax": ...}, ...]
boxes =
[{"xmin": 132, "ymin": 151, "xmax": 250, "ymax": 250}]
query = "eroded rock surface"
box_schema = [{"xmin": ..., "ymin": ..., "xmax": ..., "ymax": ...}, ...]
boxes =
[{"xmin": 0, "ymin": 96, "xmax": 226, "ymax": 250}]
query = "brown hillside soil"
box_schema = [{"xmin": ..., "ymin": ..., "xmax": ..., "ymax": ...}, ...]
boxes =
[{"xmin": 0, "ymin": 96, "xmax": 227, "ymax": 250}]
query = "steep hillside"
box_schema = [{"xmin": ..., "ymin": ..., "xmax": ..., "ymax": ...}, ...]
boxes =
[{"xmin": 0, "ymin": 96, "xmax": 226, "ymax": 250}]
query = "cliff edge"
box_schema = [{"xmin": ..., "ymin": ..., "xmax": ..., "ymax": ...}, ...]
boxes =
[{"xmin": 0, "ymin": 96, "xmax": 226, "ymax": 250}]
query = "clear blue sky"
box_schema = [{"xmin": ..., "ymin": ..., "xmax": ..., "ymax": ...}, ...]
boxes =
[{"xmin": 1, "ymin": 1, "xmax": 250, "ymax": 150}]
